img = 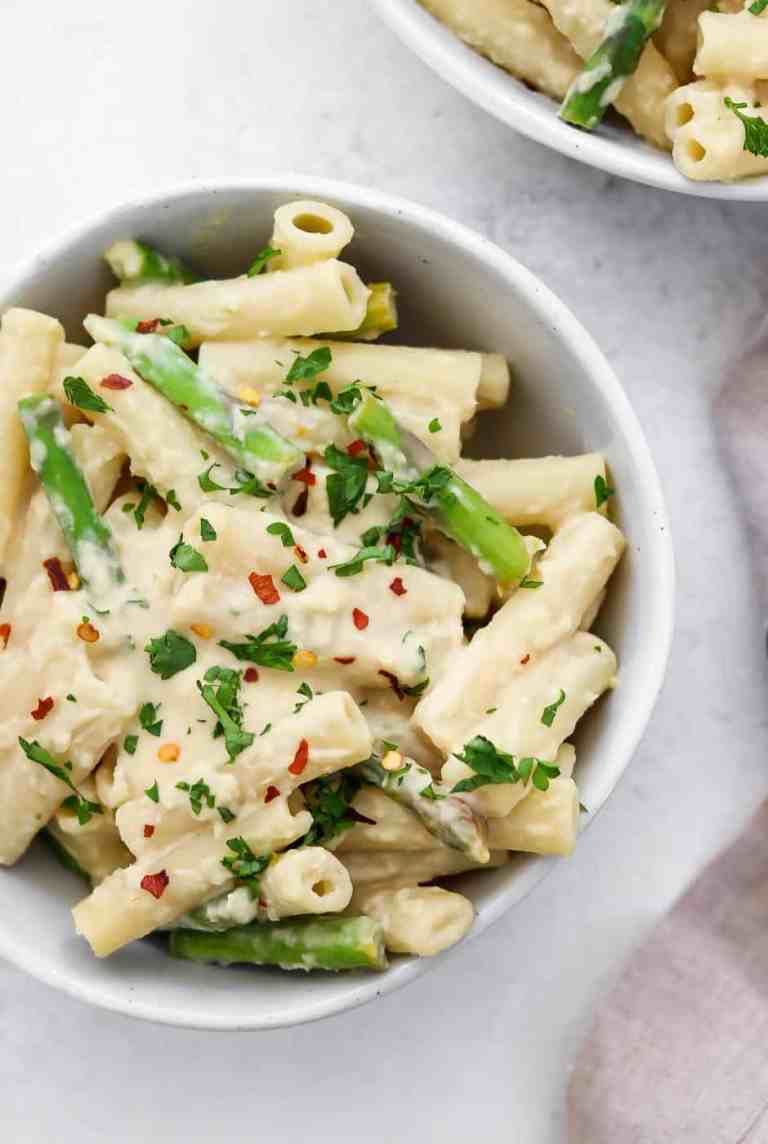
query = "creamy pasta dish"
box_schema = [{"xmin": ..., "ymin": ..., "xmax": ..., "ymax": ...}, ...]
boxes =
[
  {"xmin": 422, "ymin": 0, "xmax": 768, "ymax": 182},
  {"xmin": 0, "ymin": 200, "xmax": 624, "ymax": 973}
]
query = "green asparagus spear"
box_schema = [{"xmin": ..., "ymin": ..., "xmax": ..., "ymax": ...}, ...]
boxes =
[
  {"xmin": 559, "ymin": 0, "xmax": 667, "ymax": 130},
  {"xmin": 349, "ymin": 392, "xmax": 530, "ymax": 586},
  {"xmin": 18, "ymin": 395, "xmax": 126, "ymax": 604},
  {"xmin": 328, "ymin": 282, "xmax": 398, "ymax": 342},
  {"xmin": 169, "ymin": 916, "xmax": 388, "ymax": 971},
  {"xmin": 84, "ymin": 315, "xmax": 303, "ymax": 487},
  {"xmin": 104, "ymin": 240, "xmax": 199, "ymax": 286},
  {"xmin": 356, "ymin": 756, "xmax": 489, "ymax": 864}
]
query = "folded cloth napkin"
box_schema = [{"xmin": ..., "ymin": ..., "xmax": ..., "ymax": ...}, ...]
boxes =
[{"xmin": 568, "ymin": 336, "xmax": 768, "ymax": 1144}]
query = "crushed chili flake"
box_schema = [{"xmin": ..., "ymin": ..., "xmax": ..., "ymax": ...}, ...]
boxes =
[
  {"xmin": 143, "ymin": 824, "xmax": 155, "ymax": 838},
  {"xmin": 293, "ymin": 544, "xmax": 309, "ymax": 565},
  {"xmin": 258, "ymin": 896, "xmax": 268, "ymax": 909},
  {"xmin": 264, "ymin": 785, "xmax": 281, "ymax": 803},
  {"xmin": 317, "ymin": 548, "xmax": 327, "ymax": 559},
  {"xmin": 346, "ymin": 439, "xmax": 366, "ymax": 457},
  {"xmin": 43, "ymin": 557, "xmax": 70, "ymax": 592},
  {"xmin": 352, "ymin": 608, "xmax": 369, "ymax": 631},
  {"xmin": 0, "ymin": 623, "xmax": 11, "ymax": 649},
  {"xmin": 76, "ymin": 621, "xmax": 100, "ymax": 644},
  {"xmin": 334, "ymin": 656, "xmax": 356, "ymax": 665},
  {"xmin": 389, "ymin": 577, "xmax": 407, "ymax": 597},
  {"xmin": 136, "ymin": 318, "xmax": 162, "ymax": 334},
  {"xmin": 520, "ymin": 654, "xmax": 530, "ymax": 665},
  {"xmin": 292, "ymin": 486, "xmax": 309, "ymax": 517},
  {"xmin": 249, "ymin": 572, "xmax": 280, "ymax": 604},
  {"xmin": 140, "ymin": 870, "xmax": 169, "ymax": 898},
  {"xmin": 100, "ymin": 373, "xmax": 133, "ymax": 390},
  {"xmin": 379, "ymin": 669, "xmax": 405, "ymax": 702},
  {"xmin": 292, "ymin": 467, "xmax": 316, "ymax": 487},
  {"xmin": 244, "ymin": 667, "xmax": 259, "ymax": 683},
  {"xmin": 31, "ymin": 697, "xmax": 54, "ymax": 721},
  {"xmin": 288, "ymin": 738, "xmax": 310, "ymax": 776}
]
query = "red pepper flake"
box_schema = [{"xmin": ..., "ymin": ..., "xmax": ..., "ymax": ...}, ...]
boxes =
[
  {"xmin": 389, "ymin": 577, "xmax": 407, "ymax": 597},
  {"xmin": 264, "ymin": 785, "xmax": 281, "ymax": 803},
  {"xmin": 520, "ymin": 654, "xmax": 530, "ymax": 665},
  {"xmin": 244, "ymin": 667, "xmax": 259, "ymax": 683},
  {"xmin": 43, "ymin": 557, "xmax": 70, "ymax": 592},
  {"xmin": 334, "ymin": 656, "xmax": 356, "ymax": 665},
  {"xmin": 140, "ymin": 870, "xmax": 169, "ymax": 899},
  {"xmin": 100, "ymin": 373, "xmax": 133, "ymax": 391},
  {"xmin": 249, "ymin": 572, "xmax": 280, "ymax": 604},
  {"xmin": 317, "ymin": 548, "xmax": 327, "ymax": 559},
  {"xmin": 292, "ymin": 467, "xmax": 316, "ymax": 487},
  {"xmin": 0, "ymin": 623, "xmax": 11, "ymax": 649},
  {"xmin": 31, "ymin": 696, "xmax": 54, "ymax": 721},
  {"xmin": 293, "ymin": 544, "xmax": 309, "ymax": 565},
  {"xmin": 288, "ymin": 738, "xmax": 310, "ymax": 776},
  {"xmin": 136, "ymin": 318, "xmax": 162, "ymax": 334},
  {"xmin": 352, "ymin": 608, "xmax": 369, "ymax": 631},
  {"xmin": 346, "ymin": 439, "xmax": 366, "ymax": 457},
  {"xmin": 379, "ymin": 669, "xmax": 405, "ymax": 701},
  {"xmin": 258, "ymin": 897, "xmax": 268, "ymax": 909},
  {"xmin": 143, "ymin": 824, "xmax": 155, "ymax": 838}
]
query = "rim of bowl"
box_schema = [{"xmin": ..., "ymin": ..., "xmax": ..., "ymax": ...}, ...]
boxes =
[
  {"xmin": 0, "ymin": 175, "xmax": 675, "ymax": 1028},
  {"xmin": 370, "ymin": 0, "xmax": 768, "ymax": 201}
]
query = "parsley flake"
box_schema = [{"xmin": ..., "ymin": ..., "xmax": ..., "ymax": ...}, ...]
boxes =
[
  {"xmin": 247, "ymin": 245, "xmax": 281, "ymax": 276},
  {"xmin": 18, "ymin": 738, "xmax": 102, "ymax": 825},
  {"xmin": 428, "ymin": 418, "xmax": 442, "ymax": 434},
  {"xmin": 139, "ymin": 702, "xmax": 163, "ymax": 737},
  {"xmin": 594, "ymin": 475, "xmax": 615, "ymax": 509},
  {"xmin": 132, "ymin": 481, "xmax": 157, "ymax": 530},
  {"xmin": 286, "ymin": 347, "xmax": 332, "ymax": 384},
  {"xmin": 145, "ymin": 630, "xmax": 197, "ymax": 679},
  {"xmin": 324, "ymin": 444, "xmax": 369, "ymax": 526},
  {"xmin": 200, "ymin": 518, "xmax": 217, "ymax": 542},
  {"xmin": 281, "ymin": 564, "xmax": 307, "ymax": 592},
  {"xmin": 124, "ymin": 734, "xmax": 139, "ymax": 755},
  {"xmin": 451, "ymin": 736, "xmax": 560, "ymax": 794},
  {"xmin": 169, "ymin": 535, "xmax": 208, "ymax": 573},
  {"xmin": 541, "ymin": 689, "xmax": 566, "ymax": 727},
  {"xmin": 176, "ymin": 778, "xmax": 216, "ymax": 816},
  {"xmin": 724, "ymin": 97, "xmax": 768, "ymax": 157},
  {"xmin": 145, "ymin": 780, "xmax": 159, "ymax": 803},
  {"xmin": 267, "ymin": 521, "xmax": 295, "ymax": 547},
  {"xmin": 219, "ymin": 614, "xmax": 297, "ymax": 672},
  {"xmin": 63, "ymin": 376, "xmax": 112, "ymax": 414},
  {"xmin": 331, "ymin": 544, "xmax": 397, "ymax": 577},
  {"xmin": 221, "ymin": 837, "xmax": 270, "ymax": 896}
]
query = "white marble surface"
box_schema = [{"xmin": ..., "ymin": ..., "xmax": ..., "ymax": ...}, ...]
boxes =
[{"xmin": 1, "ymin": 2, "xmax": 767, "ymax": 1141}]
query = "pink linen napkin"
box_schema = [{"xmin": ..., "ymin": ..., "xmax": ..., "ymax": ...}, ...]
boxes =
[{"xmin": 568, "ymin": 331, "xmax": 768, "ymax": 1144}]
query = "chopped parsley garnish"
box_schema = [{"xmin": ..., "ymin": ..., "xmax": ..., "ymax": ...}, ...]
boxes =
[
  {"xmin": 419, "ymin": 783, "xmax": 443, "ymax": 800},
  {"xmin": 579, "ymin": 802, "xmax": 590, "ymax": 814},
  {"xmin": 725, "ymin": 96, "xmax": 768, "ymax": 156},
  {"xmin": 286, "ymin": 346, "xmax": 332, "ymax": 383},
  {"xmin": 124, "ymin": 734, "xmax": 139, "ymax": 755},
  {"xmin": 404, "ymin": 465, "xmax": 452, "ymax": 504},
  {"xmin": 139, "ymin": 702, "xmax": 163, "ymax": 737},
  {"xmin": 62, "ymin": 376, "xmax": 112, "ymax": 414},
  {"xmin": 402, "ymin": 677, "xmax": 430, "ymax": 698},
  {"xmin": 221, "ymin": 837, "xmax": 271, "ymax": 896},
  {"xmin": 18, "ymin": 738, "xmax": 102, "ymax": 825},
  {"xmin": 294, "ymin": 681, "xmax": 314, "ymax": 713},
  {"xmin": 247, "ymin": 245, "xmax": 281, "ymax": 276},
  {"xmin": 200, "ymin": 518, "xmax": 217, "ymax": 542},
  {"xmin": 230, "ymin": 468, "xmax": 271, "ymax": 498},
  {"xmin": 198, "ymin": 666, "xmax": 254, "ymax": 761},
  {"xmin": 428, "ymin": 418, "xmax": 442, "ymax": 434},
  {"xmin": 132, "ymin": 480, "xmax": 157, "ymax": 530},
  {"xmin": 166, "ymin": 489, "xmax": 181, "ymax": 511},
  {"xmin": 66, "ymin": 693, "xmax": 77, "ymax": 703},
  {"xmin": 293, "ymin": 773, "xmax": 364, "ymax": 847},
  {"xmin": 219, "ymin": 614, "xmax": 297, "ymax": 672},
  {"xmin": 260, "ymin": 722, "xmax": 272, "ymax": 736},
  {"xmin": 300, "ymin": 379, "xmax": 333, "ymax": 406},
  {"xmin": 198, "ymin": 463, "xmax": 226, "ymax": 493},
  {"xmin": 281, "ymin": 564, "xmax": 307, "ymax": 592},
  {"xmin": 594, "ymin": 475, "xmax": 615, "ymax": 509},
  {"xmin": 329, "ymin": 383, "xmax": 364, "ymax": 415},
  {"xmin": 169, "ymin": 534, "xmax": 208, "ymax": 573},
  {"xmin": 145, "ymin": 780, "xmax": 159, "ymax": 803},
  {"xmin": 541, "ymin": 689, "xmax": 566, "ymax": 727},
  {"xmin": 330, "ymin": 544, "xmax": 396, "ymax": 577},
  {"xmin": 176, "ymin": 778, "xmax": 216, "ymax": 816},
  {"xmin": 267, "ymin": 521, "xmax": 295, "ymax": 547},
  {"xmin": 218, "ymin": 806, "xmax": 236, "ymax": 824},
  {"xmin": 324, "ymin": 444, "xmax": 369, "ymax": 526},
  {"xmin": 519, "ymin": 578, "xmax": 543, "ymax": 589},
  {"xmin": 451, "ymin": 735, "xmax": 560, "ymax": 794},
  {"xmin": 750, "ymin": 0, "xmax": 768, "ymax": 12},
  {"xmin": 145, "ymin": 630, "xmax": 197, "ymax": 679}
]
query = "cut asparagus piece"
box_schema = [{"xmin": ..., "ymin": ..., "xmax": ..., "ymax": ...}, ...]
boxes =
[
  {"xmin": 169, "ymin": 916, "xmax": 388, "ymax": 972},
  {"xmin": 18, "ymin": 395, "xmax": 125, "ymax": 604},
  {"xmin": 104, "ymin": 240, "xmax": 199, "ymax": 285},
  {"xmin": 84, "ymin": 316, "xmax": 303, "ymax": 486},
  {"xmin": 356, "ymin": 756, "xmax": 489, "ymax": 865},
  {"xmin": 329, "ymin": 282, "xmax": 398, "ymax": 342},
  {"xmin": 349, "ymin": 392, "xmax": 530, "ymax": 586},
  {"xmin": 559, "ymin": 0, "xmax": 667, "ymax": 130}
]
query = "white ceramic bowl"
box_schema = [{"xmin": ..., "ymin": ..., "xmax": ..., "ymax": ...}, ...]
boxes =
[
  {"xmin": 0, "ymin": 176, "xmax": 674, "ymax": 1028},
  {"xmin": 372, "ymin": 0, "xmax": 768, "ymax": 200}
]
